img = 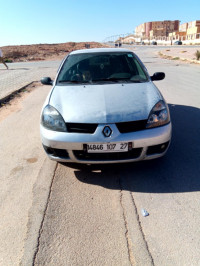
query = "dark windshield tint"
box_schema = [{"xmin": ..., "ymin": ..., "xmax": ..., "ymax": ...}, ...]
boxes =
[{"xmin": 57, "ymin": 52, "xmax": 148, "ymax": 84}]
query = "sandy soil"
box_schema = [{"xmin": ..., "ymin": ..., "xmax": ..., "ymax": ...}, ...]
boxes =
[
  {"xmin": 0, "ymin": 42, "xmax": 107, "ymax": 62},
  {"xmin": 158, "ymin": 47, "xmax": 200, "ymax": 63}
]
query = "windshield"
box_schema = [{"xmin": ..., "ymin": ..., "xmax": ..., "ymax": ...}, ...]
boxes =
[{"xmin": 57, "ymin": 52, "xmax": 149, "ymax": 84}]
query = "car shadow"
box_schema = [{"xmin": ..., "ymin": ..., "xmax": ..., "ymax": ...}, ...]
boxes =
[{"xmin": 64, "ymin": 104, "xmax": 200, "ymax": 194}]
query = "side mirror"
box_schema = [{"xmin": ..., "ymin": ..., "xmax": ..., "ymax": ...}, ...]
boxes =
[
  {"xmin": 41, "ymin": 77, "xmax": 53, "ymax": 85},
  {"xmin": 151, "ymin": 72, "xmax": 165, "ymax": 81}
]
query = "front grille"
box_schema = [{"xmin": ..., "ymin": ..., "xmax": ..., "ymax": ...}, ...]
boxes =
[
  {"xmin": 73, "ymin": 148, "xmax": 142, "ymax": 161},
  {"xmin": 66, "ymin": 123, "xmax": 98, "ymax": 134},
  {"xmin": 116, "ymin": 120, "xmax": 147, "ymax": 133}
]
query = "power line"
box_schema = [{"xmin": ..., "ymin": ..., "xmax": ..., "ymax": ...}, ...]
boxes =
[{"xmin": 103, "ymin": 32, "xmax": 136, "ymax": 43}]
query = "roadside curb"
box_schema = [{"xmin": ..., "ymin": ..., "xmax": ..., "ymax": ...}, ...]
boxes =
[
  {"xmin": 0, "ymin": 81, "xmax": 37, "ymax": 106},
  {"xmin": 20, "ymin": 158, "xmax": 57, "ymax": 266}
]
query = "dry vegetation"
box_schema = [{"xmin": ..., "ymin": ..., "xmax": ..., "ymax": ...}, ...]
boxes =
[
  {"xmin": 0, "ymin": 42, "xmax": 107, "ymax": 62},
  {"xmin": 195, "ymin": 50, "xmax": 200, "ymax": 60}
]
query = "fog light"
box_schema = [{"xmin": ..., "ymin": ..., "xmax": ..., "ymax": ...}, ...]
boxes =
[{"xmin": 146, "ymin": 141, "xmax": 169, "ymax": 155}]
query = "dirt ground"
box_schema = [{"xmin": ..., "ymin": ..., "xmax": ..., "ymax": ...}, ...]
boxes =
[
  {"xmin": 0, "ymin": 42, "xmax": 107, "ymax": 62},
  {"xmin": 158, "ymin": 47, "xmax": 200, "ymax": 63}
]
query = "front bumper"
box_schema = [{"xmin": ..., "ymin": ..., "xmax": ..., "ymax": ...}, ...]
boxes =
[{"xmin": 40, "ymin": 122, "xmax": 172, "ymax": 164}]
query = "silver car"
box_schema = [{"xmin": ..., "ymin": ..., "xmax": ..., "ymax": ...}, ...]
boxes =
[{"xmin": 40, "ymin": 48, "xmax": 171, "ymax": 164}]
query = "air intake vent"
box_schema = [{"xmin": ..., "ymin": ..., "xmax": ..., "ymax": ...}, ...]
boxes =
[
  {"xmin": 66, "ymin": 123, "xmax": 98, "ymax": 134},
  {"xmin": 116, "ymin": 120, "xmax": 147, "ymax": 133}
]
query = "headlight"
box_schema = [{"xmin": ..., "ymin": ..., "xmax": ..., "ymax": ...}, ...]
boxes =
[
  {"xmin": 41, "ymin": 105, "xmax": 67, "ymax": 132},
  {"xmin": 146, "ymin": 100, "xmax": 170, "ymax": 128}
]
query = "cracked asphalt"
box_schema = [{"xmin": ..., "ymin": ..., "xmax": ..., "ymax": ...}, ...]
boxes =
[{"xmin": 1, "ymin": 46, "xmax": 200, "ymax": 265}]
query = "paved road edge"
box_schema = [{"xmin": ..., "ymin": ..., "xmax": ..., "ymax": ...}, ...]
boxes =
[
  {"xmin": 20, "ymin": 158, "xmax": 57, "ymax": 266},
  {"xmin": 0, "ymin": 81, "xmax": 37, "ymax": 105}
]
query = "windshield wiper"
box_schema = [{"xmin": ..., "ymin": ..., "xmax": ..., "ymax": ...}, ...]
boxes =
[
  {"xmin": 58, "ymin": 80, "xmax": 93, "ymax": 84},
  {"xmin": 92, "ymin": 77, "xmax": 130, "ymax": 82},
  {"xmin": 58, "ymin": 80, "xmax": 79, "ymax": 83},
  {"xmin": 130, "ymin": 79, "xmax": 147, "ymax": 83}
]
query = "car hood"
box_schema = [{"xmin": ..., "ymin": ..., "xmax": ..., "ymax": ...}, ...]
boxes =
[{"xmin": 49, "ymin": 82, "xmax": 162, "ymax": 123}]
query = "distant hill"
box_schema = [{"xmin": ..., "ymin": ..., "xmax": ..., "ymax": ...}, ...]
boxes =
[{"xmin": 1, "ymin": 42, "xmax": 107, "ymax": 62}]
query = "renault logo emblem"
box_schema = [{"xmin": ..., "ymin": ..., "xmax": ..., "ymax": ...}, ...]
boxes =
[{"xmin": 103, "ymin": 126, "xmax": 112, "ymax": 137}]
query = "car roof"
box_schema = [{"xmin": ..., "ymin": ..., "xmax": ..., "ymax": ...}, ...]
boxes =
[{"xmin": 70, "ymin": 48, "xmax": 133, "ymax": 55}]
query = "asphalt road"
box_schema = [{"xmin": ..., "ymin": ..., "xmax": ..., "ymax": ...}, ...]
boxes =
[
  {"xmin": 0, "ymin": 60, "xmax": 60, "ymax": 101},
  {"xmin": 0, "ymin": 47, "xmax": 200, "ymax": 265}
]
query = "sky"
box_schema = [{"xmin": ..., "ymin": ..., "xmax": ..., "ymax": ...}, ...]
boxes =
[{"xmin": 0, "ymin": 0, "xmax": 199, "ymax": 46}]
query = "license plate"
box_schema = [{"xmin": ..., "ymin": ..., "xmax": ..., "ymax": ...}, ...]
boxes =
[{"xmin": 87, "ymin": 143, "xmax": 129, "ymax": 153}]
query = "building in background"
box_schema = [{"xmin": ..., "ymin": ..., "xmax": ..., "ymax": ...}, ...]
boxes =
[
  {"xmin": 135, "ymin": 23, "xmax": 146, "ymax": 38},
  {"xmin": 186, "ymin": 20, "xmax": 200, "ymax": 40},
  {"xmin": 135, "ymin": 20, "xmax": 179, "ymax": 39},
  {"xmin": 134, "ymin": 20, "xmax": 200, "ymax": 43},
  {"xmin": 106, "ymin": 19, "xmax": 200, "ymax": 44},
  {"xmin": 168, "ymin": 20, "xmax": 200, "ymax": 41},
  {"xmin": 179, "ymin": 22, "xmax": 188, "ymax": 32},
  {"xmin": 115, "ymin": 35, "xmax": 136, "ymax": 44}
]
